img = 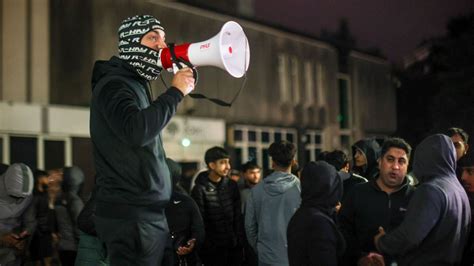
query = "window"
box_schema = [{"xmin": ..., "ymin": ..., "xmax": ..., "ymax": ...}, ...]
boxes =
[
  {"xmin": 230, "ymin": 125, "xmax": 297, "ymax": 172},
  {"xmin": 44, "ymin": 140, "xmax": 65, "ymax": 170},
  {"xmin": 234, "ymin": 129, "xmax": 243, "ymax": 141},
  {"xmin": 3, "ymin": 134, "xmax": 72, "ymax": 171},
  {"xmin": 248, "ymin": 130, "xmax": 257, "ymax": 142},
  {"xmin": 10, "ymin": 136, "xmax": 38, "ymax": 170},
  {"xmin": 234, "ymin": 148, "xmax": 243, "ymax": 169},
  {"xmin": 303, "ymin": 130, "xmax": 323, "ymax": 165}
]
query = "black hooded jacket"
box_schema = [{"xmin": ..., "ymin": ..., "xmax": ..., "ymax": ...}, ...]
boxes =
[
  {"xmin": 287, "ymin": 161, "xmax": 345, "ymax": 266},
  {"xmin": 90, "ymin": 56, "xmax": 183, "ymax": 219},
  {"xmin": 191, "ymin": 171, "xmax": 243, "ymax": 249},
  {"xmin": 352, "ymin": 138, "xmax": 381, "ymax": 181},
  {"xmin": 377, "ymin": 134, "xmax": 471, "ymax": 265},
  {"xmin": 338, "ymin": 176, "xmax": 415, "ymax": 265},
  {"xmin": 164, "ymin": 158, "xmax": 205, "ymax": 265}
]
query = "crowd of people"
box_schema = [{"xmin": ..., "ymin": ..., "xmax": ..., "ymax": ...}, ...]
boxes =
[
  {"xmin": 1, "ymin": 127, "xmax": 473, "ymax": 266},
  {"xmin": 1, "ymin": 13, "xmax": 473, "ymax": 266},
  {"xmin": 0, "ymin": 165, "xmax": 86, "ymax": 265}
]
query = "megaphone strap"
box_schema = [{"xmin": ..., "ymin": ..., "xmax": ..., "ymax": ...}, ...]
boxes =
[
  {"xmin": 167, "ymin": 43, "xmax": 247, "ymax": 108},
  {"xmin": 188, "ymin": 93, "xmax": 231, "ymax": 107},
  {"xmin": 168, "ymin": 43, "xmax": 199, "ymax": 84}
]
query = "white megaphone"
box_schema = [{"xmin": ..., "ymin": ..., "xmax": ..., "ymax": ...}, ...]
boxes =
[{"xmin": 158, "ymin": 21, "xmax": 250, "ymax": 78}]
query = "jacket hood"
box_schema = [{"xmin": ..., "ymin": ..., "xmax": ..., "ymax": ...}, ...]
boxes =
[
  {"xmin": 0, "ymin": 163, "xmax": 33, "ymax": 219},
  {"xmin": 300, "ymin": 161, "xmax": 342, "ymax": 211},
  {"xmin": 0, "ymin": 163, "xmax": 33, "ymax": 199},
  {"xmin": 263, "ymin": 171, "xmax": 299, "ymax": 196},
  {"xmin": 62, "ymin": 166, "xmax": 85, "ymax": 194},
  {"xmin": 91, "ymin": 56, "xmax": 143, "ymax": 90},
  {"xmin": 352, "ymin": 138, "xmax": 381, "ymax": 178},
  {"xmin": 413, "ymin": 134, "xmax": 457, "ymax": 183}
]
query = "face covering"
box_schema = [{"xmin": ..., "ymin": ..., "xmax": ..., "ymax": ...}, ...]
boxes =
[{"xmin": 118, "ymin": 15, "xmax": 164, "ymax": 81}]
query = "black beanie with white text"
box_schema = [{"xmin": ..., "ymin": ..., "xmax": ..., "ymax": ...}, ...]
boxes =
[{"xmin": 118, "ymin": 15, "xmax": 164, "ymax": 80}]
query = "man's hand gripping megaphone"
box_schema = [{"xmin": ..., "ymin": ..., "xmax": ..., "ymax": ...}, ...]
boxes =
[{"xmin": 168, "ymin": 44, "xmax": 198, "ymax": 96}]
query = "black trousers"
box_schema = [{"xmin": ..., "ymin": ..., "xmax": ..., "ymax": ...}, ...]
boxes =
[{"xmin": 95, "ymin": 212, "xmax": 169, "ymax": 266}]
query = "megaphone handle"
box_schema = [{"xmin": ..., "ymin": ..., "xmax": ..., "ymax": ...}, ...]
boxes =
[
  {"xmin": 168, "ymin": 43, "xmax": 198, "ymax": 85},
  {"xmin": 172, "ymin": 63, "xmax": 198, "ymax": 86},
  {"xmin": 172, "ymin": 63, "xmax": 182, "ymax": 74}
]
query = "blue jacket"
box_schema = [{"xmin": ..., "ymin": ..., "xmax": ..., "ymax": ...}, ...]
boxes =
[{"xmin": 245, "ymin": 171, "xmax": 301, "ymax": 265}]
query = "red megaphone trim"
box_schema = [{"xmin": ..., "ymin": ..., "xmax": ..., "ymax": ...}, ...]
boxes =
[{"xmin": 160, "ymin": 43, "xmax": 191, "ymax": 69}]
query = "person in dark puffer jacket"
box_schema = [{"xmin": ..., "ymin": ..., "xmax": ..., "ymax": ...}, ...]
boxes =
[{"xmin": 191, "ymin": 147, "xmax": 243, "ymax": 266}]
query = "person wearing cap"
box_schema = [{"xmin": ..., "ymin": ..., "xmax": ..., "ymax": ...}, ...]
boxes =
[
  {"xmin": 191, "ymin": 147, "xmax": 244, "ymax": 266},
  {"xmin": 90, "ymin": 14, "xmax": 195, "ymax": 265}
]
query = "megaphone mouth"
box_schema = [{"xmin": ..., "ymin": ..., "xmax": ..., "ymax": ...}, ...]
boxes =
[{"xmin": 217, "ymin": 21, "xmax": 250, "ymax": 78}]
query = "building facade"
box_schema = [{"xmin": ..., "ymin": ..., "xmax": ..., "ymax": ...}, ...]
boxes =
[{"xmin": 0, "ymin": 0, "xmax": 396, "ymax": 190}]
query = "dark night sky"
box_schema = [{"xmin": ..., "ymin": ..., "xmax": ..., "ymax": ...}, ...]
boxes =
[{"xmin": 254, "ymin": 0, "xmax": 474, "ymax": 63}]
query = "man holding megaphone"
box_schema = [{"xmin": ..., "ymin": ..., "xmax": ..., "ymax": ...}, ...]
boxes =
[{"xmin": 89, "ymin": 14, "xmax": 195, "ymax": 265}]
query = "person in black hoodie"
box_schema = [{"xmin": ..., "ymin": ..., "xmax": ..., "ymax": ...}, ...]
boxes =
[
  {"xmin": 322, "ymin": 150, "xmax": 367, "ymax": 202},
  {"xmin": 89, "ymin": 15, "xmax": 195, "ymax": 265},
  {"xmin": 339, "ymin": 137, "xmax": 415, "ymax": 266},
  {"xmin": 351, "ymin": 138, "xmax": 381, "ymax": 181},
  {"xmin": 287, "ymin": 161, "xmax": 346, "ymax": 266},
  {"xmin": 375, "ymin": 134, "xmax": 471, "ymax": 265},
  {"xmin": 165, "ymin": 158, "xmax": 205, "ymax": 266},
  {"xmin": 191, "ymin": 147, "xmax": 243, "ymax": 266}
]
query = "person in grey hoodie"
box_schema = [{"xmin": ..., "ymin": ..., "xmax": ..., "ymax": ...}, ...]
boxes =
[
  {"xmin": 0, "ymin": 163, "xmax": 35, "ymax": 266},
  {"xmin": 54, "ymin": 166, "xmax": 85, "ymax": 265},
  {"xmin": 245, "ymin": 140, "xmax": 301, "ymax": 266},
  {"xmin": 374, "ymin": 134, "xmax": 471, "ymax": 265}
]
